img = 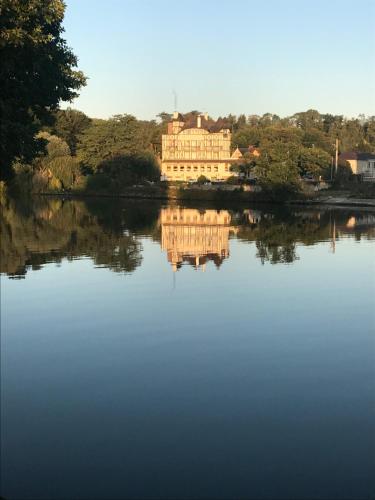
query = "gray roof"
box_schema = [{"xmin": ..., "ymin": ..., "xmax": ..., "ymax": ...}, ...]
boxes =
[{"xmin": 340, "ymin": 152, "xmax": 375, "ymax": 161}]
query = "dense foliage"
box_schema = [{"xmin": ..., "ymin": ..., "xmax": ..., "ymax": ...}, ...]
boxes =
[
  {"xmin": 0, "ymin": 0, "xmax": 86, "ymax": 180},
  {"xmin": 229, "ymin": 111, "xmax": 374, "ymax": 191},
  {"xmin": 6, "ymin": 105, "xmax": 375, "ymax": 195}
]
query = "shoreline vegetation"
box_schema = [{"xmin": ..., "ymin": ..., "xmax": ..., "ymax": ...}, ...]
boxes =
[{"xmin": 3, "ymin": 108, "xmax": 375, "ymax": 208}]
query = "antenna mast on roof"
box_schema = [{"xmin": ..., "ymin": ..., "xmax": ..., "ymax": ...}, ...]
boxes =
[{"xmin": 172, "ymin": 89, "xmax": 178, "ymax": 112}]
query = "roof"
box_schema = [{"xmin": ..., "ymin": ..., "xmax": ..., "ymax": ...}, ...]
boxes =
[
  {"xmin": 172, "ymin": 113, "xmax": 231, "ymax": 133},
  {"xmin": 172, "ymin": 112, "xmax": 184, "ymax": 121},
  {"xmin": 340, "ymin": 152, "xmax": 375, "ymax": 161}
]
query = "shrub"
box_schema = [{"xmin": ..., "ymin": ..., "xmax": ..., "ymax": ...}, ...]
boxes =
[
  {"xmin": 47, "ymin": 156, "xmax": 81, "ymax": 189},
  {"xmin": 88, "ymin": 153, "xmax": 160, "ymax": 191},
  {"xmin": 226, "ymin": 175, "xmax": 240, "ymax": 185},
  {"xmin": 197, "ymin": 175, "xmax": 209, "ymax": 184}
]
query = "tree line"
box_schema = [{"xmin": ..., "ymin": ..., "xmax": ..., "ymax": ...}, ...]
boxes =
[{"xmin": 7, "ymin": 107, "xmax": 375, "ymax": 196}]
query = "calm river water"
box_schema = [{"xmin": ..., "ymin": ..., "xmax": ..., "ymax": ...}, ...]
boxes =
[{"xmin": 1, "ymin": 197, "xmax": 375, "ymax": 500}]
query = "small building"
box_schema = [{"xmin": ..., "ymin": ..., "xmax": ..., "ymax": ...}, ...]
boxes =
[
  {"xmin": 161, "ymin": 112, "xmax": 234, "ymax": 182},
  {"xmin": 339, "ymin": 152, "xmax": 375, "ymax": 180},
  {"xmin": 231, "ymin": 146, "xmax": 260, "ymax": 160}
]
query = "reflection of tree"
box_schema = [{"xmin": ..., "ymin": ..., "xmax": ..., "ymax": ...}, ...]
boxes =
[
  {"xmin": 1, "ymin": 198, "xmax": 374, "ymax": 277},
  {"xmin": 255, "ymin": 238, "xmax": 298, "ymax": 265},
  {"xmin": 236, "ymin": 208, "xmax": 375, "ymax": 265},
  {"xmin": 0, "ymin": 197, "xmax": 159, "ymax": 278}
]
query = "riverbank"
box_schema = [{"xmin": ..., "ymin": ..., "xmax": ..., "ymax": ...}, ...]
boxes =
[{"xmin": 36, "ymin": 185, "xmax": 375, "ymax": 209}]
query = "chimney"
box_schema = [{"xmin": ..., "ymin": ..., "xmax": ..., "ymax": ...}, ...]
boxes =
[
  {"xmin": 197, "ymin": 115, "xmax": 201, "ymax": 128},
  {"xmin": 204, "ymin": 112, "xmax": 209, "ymax": 120},
  {"xmin": 173, "ymin": 111, "xmax": 179, "ymax": 120}
]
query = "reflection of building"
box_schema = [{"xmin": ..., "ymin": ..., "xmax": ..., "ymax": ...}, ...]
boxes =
[
  {"xmin": 243, "ymin": 209, "xmax": 262, "ymax": 224},
  {"xmin": 161, "ymin": 112, "xmax": 233, "ymax": 182},
  {"xmin": 161, "ymin": 207, "xmax": 234, "ymax": 271}
]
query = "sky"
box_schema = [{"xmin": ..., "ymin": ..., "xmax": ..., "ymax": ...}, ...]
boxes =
[{"xmin": 63, "ymin": 0, "xmax": 375, "ymax": 120}]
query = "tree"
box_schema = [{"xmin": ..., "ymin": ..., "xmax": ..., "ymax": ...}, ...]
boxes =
[
  {"xmin": 297, "ymin": 147, "xmax": 331, "ymax": 179},
  {"xmin": 77, "ymin": 115, "xmax": 155, "ymax": 170},
  {"xmin": 52, "ymin": 108, "xmax": 91, "ymax": 155},
  {"xmin": 32, "ymin": 132, "xmax": 81, "ymax": 191},
  {"xmin": 230, "ymin": 152, "xmax": 257, "ymax": 178},
  {"xmin": 88, "ymin": 153, "xmax": 160, "ymax": 191},
  {"xmin": 0, "ymin": 0, "xmax": 86, "ymax": 181},
  {"xmin": 255, "ymin": 143, "xmax": 301, "ymax": 194},
  {"xmin": 157, "ymin": 112, "xmax": 172, "ymax": 124}
]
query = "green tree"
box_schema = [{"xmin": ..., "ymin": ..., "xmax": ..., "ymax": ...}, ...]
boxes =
[
  {"xmin": 297, "ymin": 146, "xmax": 331, "ymax": 179},
  {"xmin": 87, "ymin": 153, "xmax": 160, "ymax": 192},
  {"xmin": 52, "ymin": 108, "xmax": 91, "ymax": 154},
  {"xmin": 77, "ymin": 115, "xmax": 155, "ymax": 170},
  {"xmin": 0, "ymin": 0, "xmax": 86, "ymax": 181},
  {"xmin": 32, "ymin": 132, "xmax": 81, "ymax": 191},
  {"xmin": 255, "ymin": 143, "xmax": 301, "ymax": 194}
]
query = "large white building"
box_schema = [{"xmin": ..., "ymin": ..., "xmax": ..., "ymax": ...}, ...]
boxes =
[{"xmin": 160, "ymin": 112, "xmax": 234, "ymax": 182}]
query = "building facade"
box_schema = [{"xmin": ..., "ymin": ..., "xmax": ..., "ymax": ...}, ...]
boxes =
[
  {"xmin": 161, "ymin": 112, "xmax": 234, "ymax": 182},
  {"xmin": 339, "ymin": 152, "xmax": 375, "ymax": 180}
]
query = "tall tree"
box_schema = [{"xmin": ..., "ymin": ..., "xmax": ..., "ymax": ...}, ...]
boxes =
[
  {"xmin": 52, "ymin": 108, "xmax": 91, "ymax": 155},
  {"xmin": 0, "ymin": 0, "xmax": 86, "ymax": 180},
  {"xmin": 77, "ymin": 114, "xmax": 154, "ymax": 170}
]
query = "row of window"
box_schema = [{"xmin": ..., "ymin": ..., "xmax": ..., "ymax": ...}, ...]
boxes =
[
  {"xmin": 169, "ymin": 145, "xmax": 224, "ymax": 151},
  {"xmin": 165, "ymin": 140, "xmax": 226, "ymax": 147},
  {"xmin": 166, "ymin": 165, "xmax": 229, "ymax": 173},
  {"xmin": 164, "ymin": 215, "xmax": 230, "ymax": 224},
  {"xmin": 165, "ymin": 152, "xmax": 222, "ymax": 159}
]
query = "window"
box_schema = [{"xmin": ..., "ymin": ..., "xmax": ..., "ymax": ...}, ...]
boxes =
[
  {"xmin": 173, "ymin": 166, "xmax": 178, "ymax": 171},
  {"xmin": 180, "ymin": 166, "xmax": 184, "ymax": 171},
  {"xmin": 167, "ymin": 166, "xmax": 171, "ymax": 171},
  {"xmin": 225, "ymin": 166, "xmax": 229, "ymax": 172},
  {"xmin": 200, "ymin": 166, "xmax": 205, "ymax": 172},
  {"xmin": 187, "ymin": 166, "xmax": 191, "ymax": 172},
  {"xmin": 214, "ymin": 166, "xmax": 218, "ymax": 172},
  {"xmin": 194, "ymin": 166, "xmax": 198, "ymax": 172}
]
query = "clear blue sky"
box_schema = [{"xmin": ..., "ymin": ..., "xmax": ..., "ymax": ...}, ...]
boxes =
[{"xmin": 63, "ymin": 0, "xmax": 375, "ymax": 120}]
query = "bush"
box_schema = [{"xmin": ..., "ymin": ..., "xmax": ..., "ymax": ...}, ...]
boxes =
[
  {"xmin": 197, "ymin": 175, "xmax": 209, "ymax": 184},
  {"xmin": 47, "ymin": 156, "xmax": 81, "ymax": 189},
  {"xmin": 226, "ymin": 175, "xmax": 240, "ymax": 184},
  {"xmin": 88, "ymin": 153, "xmax": 160, "ymax": 191},
  {"xmin": 85, "ymin": 173, "xmax": 112, "ymax": 192},
  {"xmin": 332, "ymin": 161, "xmax": 354, "ymax": 188}
]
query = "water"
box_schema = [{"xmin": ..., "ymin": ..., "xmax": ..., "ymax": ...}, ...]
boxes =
[{"xmin": 1, "ymin": 197, "xmax": 375, "ymax": 500}]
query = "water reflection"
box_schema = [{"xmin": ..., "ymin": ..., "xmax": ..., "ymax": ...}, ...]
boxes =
[
  {"xmin": 161, "ymin": 207, "xmax": 236, "ymax": 271},
  {"xmin": 1, "ymin": 196, "xmax": 374, "ymax": 278}
]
